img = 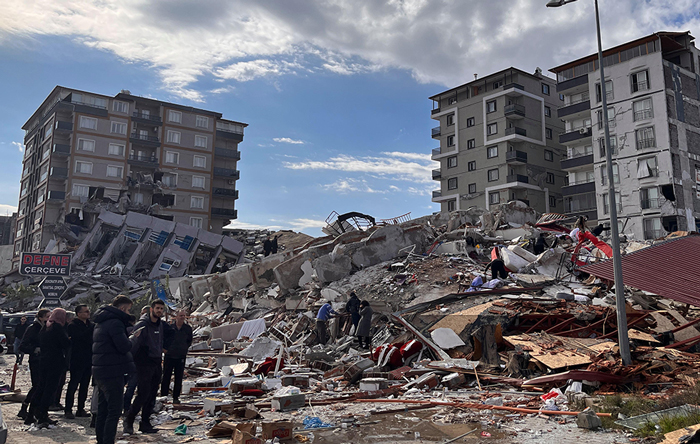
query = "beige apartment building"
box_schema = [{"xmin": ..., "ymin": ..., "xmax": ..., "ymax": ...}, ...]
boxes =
[
  {"xmin": 14, "ymin": 86, "xmax": 245, "ymax": 263},
  {"xmin": 430, "ymin": 68, "xmax": 567, "ymax": 214}
]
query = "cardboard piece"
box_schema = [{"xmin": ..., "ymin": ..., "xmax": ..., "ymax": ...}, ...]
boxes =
[{"xmin": 261, "ymin": 421, "xmax": 294, "ymax": 442}]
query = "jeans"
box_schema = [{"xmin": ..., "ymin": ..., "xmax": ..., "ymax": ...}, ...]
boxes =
[
  {"xmin": 65, "ymin": 363, "xmax": 91, "ymax": 413},
  {"xmin": 127, "ymin": 363, "xmax": 161, "ymax": 426},
  {"xmin": 13, "ymin": 338, "xmax": 24, "ymax": 364},
  {"xmin": 95, "ymin": 376, "xmax": 125, "ymax": 444},
  {"xmin": 161, "ymin": 357, "xmax": 185, "ymax": 400},
  {"xmin": 316, "ymin": 319, "xmax": 328, "ymax": 345},
  {"xmin": 122, "ymin": 373, "xmax": 138, "ymax": 413}
]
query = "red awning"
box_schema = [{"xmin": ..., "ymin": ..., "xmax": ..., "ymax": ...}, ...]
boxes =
[{"xmin": 580, "ymin": 234, "xmax": 700, "ymax": 307}]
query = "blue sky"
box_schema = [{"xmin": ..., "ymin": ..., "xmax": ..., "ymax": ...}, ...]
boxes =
[{"xmin": 1, "ymin": 1, "xmax": 698, "ymax": 236}]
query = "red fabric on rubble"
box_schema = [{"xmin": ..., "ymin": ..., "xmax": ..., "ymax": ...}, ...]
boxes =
[{"xmin": 253, "ymin": 357, "xmax": 284, "ymax": 375}]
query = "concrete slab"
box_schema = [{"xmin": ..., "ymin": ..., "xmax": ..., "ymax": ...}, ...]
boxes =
[{"xmin": 430, "ymin": 327, "xmax": 466, "ymax": 350}]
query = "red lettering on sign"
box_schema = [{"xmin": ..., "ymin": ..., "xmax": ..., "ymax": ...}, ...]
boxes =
[
  {"xmin": 42, "ymin": 256, "xmax": 50, "ymax": 265},
  {"xmin": 33, "ymin": 255, "xmax": 41, "ymax": 265},
  {"xmin": 22, "ymin": 254, "xmax": 32, "ymax": 265},
  {"xmin": 61, "ymin": 256, "xmax": 69, "ymax": 267},
  {"xmin": 51, "ymin": 256, "xmax": 60, "ymax": 266}
]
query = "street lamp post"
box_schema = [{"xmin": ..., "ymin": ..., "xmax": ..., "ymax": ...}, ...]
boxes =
[{"xmin": 547, "ymin": 0, "xmax": 631, "ymax": 365}]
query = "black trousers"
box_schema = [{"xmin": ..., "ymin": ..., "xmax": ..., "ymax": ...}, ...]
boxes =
[
  {"xmin": 95, "ymin": 376, "xmax": 125, "ymax": 444},
  {"xmin": 34, "ymin": 366, "xmax": 64, "ymax": 422},
  {"xmin": 161, "ymin": 357, "xmax": 185, "ymax": 400},
  {"xmin": 316, "ymin": 319, "xmax": 328, "ymax": 345},
  {"xmin": 127, "ymin": 363, "xmax": 161, "ymax": 425},
  {"xmin": 54, "ymin": 371, "xmax": 66, "ymax": 406},
  {"xmin": 65, "ymin": 363, "xmax": 91, "ymax": 413},
  {"xmin": 24, "ymin": 359, "xmax": 42, "ymax": 414}
]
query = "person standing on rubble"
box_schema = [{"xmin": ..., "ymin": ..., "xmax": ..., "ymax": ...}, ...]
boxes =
[
  {"xmin": 13, "ymin": 315, "xmax": 29, "ymax": 365},
  {"xmin": 123, "ymin": 299, "xmax": 166, "ymax": 435},
  {"xmin": 315, "ymin": 299, "xmax": 338, "ymax": 345},
  {"xmin": 263, "ymin": 236, "xmax": 273, "ymax": 256},
  {"xmin": 346, "ymin": 292, "xmax": 361, "ymax": 332},
  {"xmin": 34, "ymin": 308, "xmax": 71, "ymax": 428},
  {"xmin": 271, "ymin": 235, "xmax": 279, "ymax": 254},
  {"xmin": 570, "ymin": 216, "xmax": 588, "ymax": 243},
  {"xmin": 17, "ymin": 308, "xmax": 50, "ymax": 423},
  {"xmin": 161, "ymin": 310, "xmax": 193, "ymax": 404},
  {"xmin": 92, "ymin": 295, "xmax": 135, "ymax": 444},
  {"xmin": 484, "ymin": 248, "xmax": 508, "ymax": 280},
  {"xmin": 356, "ymin": 300, "xmax": 374, "ymax": 349},
  {"xmin": 64, "ymin": 304, "xmax": 94, "ymax": 419}
]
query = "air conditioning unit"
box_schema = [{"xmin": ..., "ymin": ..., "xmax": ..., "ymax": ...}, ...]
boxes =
[
  {"xmin": 171, "ymin": 260, "xmax": 181, "ymax": 267},
  {"xmin": 579, "ymin": 128, "xmax": 588, "ymax": 134},
  {"xmin": 227, "ymin": 179, "xmax": 236, "ymax": 185}
]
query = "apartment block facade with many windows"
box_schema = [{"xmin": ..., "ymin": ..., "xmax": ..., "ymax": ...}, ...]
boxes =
[
  {"xmin": 430, "ymin": 68, "xmax": 566, "ymax": 214},
  {"xmin": 551, "ymin": 31, "xmax": 700, "ymax": 240},
  {"xmin": 14, "ymin": 86, "xmax": 245, "ymax": 262}
]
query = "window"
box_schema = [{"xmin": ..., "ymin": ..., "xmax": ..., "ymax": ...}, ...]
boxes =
[
  {"xmin": 73, "ymin": 93, "xmax": 106, "ymax": 108},
  {"xmin": 468, "ymin": 161, "xmax": 476, "ymax": 171},
  {"xmin": 133, "ymin": 193, "xmax": 144, "ymax": 204},
  {"xmin": 190, "ymin": 217, "xmax": 203, "ymax": 228},
  {"xmin": 487, "ymin": 123, "xmax": 497, "ymax": 135},
  {"xmin": 110, "ymin": 121, "xmax": 126, "ymax": 135},
  {"xmin": 632, "ymin": 70, "xmax": 649, "ymax": 92},
  {"xmin": 468, "ymin": 183, "xmax": 476, "ymax": 193},
  {"xmin": 36, "ymin": 188, "xmax": 45, "ymax": 204},
  {"xmin": 78, "ymin": 139, "xmax": 95, "ymax": 152},
  {"xmin": 42, "ymin": 145, "xmax": 50, "ymax": 160},
  {"xmin": 640, "ymin": 187, "xmax": 660, "ymax": 209},
  {"xmin": 545, "ymin": 128, "xmax": 553, "ymax": 139},
  {"xmin": 167, "ymin": 130, "xmax": 181, "ymax": 144},
  {"xmin": 190, "ymin": 196, "xmax": 204, "ymax": 209},
  {"xmin": 599, "ymin": 136, "xmax": 618, "ymax": 156},
  {"xmin": 112, "ymin": 101, "xmax": 129, "ymax": 113},
  {"xmin": 487, "ymin": 146, "xmax": 498, "ymax": 158},
  {"xmin": 467, "ymin": 139, "xmax": 476, "ymax": 149},
  {"xmin": 448, "ymin": 97, "xmax": 457, "ymax": 105},
  {"xmin": 637, "ymin": 156, "xmax": 658, "ymax": 178},
  {"xmin": 447, "ymin": 135, "xmax": 455, "ymax": 147},
  {"xmin": 596, "ymin": 107, "xmax": 615, "ymax": 129},
  {"xmin": 544, "ymin": 150, "xmax": 554, "ymax": 161},
  {"xmin": 162, "ymin": 174, "xmax": 177, "ymax": 187},
  {"xmin": 192, "ymin": 175, "xmax": 205, "ymax": 188},
  {"xmin": 447, "ymin": 156, "xmax": 457, "ymax": 168},
  {"xmin": 602, "ymin": 192, "xmax": 622, "ymax": 214},
  {"xmin": 644, "ymin": 218, "xmax": 663, "ymax": 239},
  {"xmin": 559, "ymin": 94, "xmax": 565, "ymax": 101},
  {"xmin": 79, "ymin": 116, "xmax": 97, "ymax": 130},
  {"xmin": 446, "ymin": 114, "xmax": 454, "ymax": 126},
  {"xmin": 493, "ymin": 80, "xmax": 503, "ymax": 89},
  {"xmin": 196, "ymin": 115, "xmax": 208, "ymax": 128},
  {"xmin": 108, "ymin": 143, "xmax": 125, "ymax": 156},
  {"xmin": 595, "ymin": 80, "xmax": 613, "ymax": 102},
  {"xmin": 75, "ymin": 161, "xmax": 93, "ymax": 174},
  {"xmin": 193, "ymin": 155, "xmax": 206, "ymax": 168},
  {"xmin": 546, "ymin": 172, "xmax": 555, "ymax": 184},
  {"xmin": 447, "ymin": 200, "xmax": 456, "ymax": 212},
  {"xmin": 601, "ymin": 164, "xmax": 619, "ymax": 185},
  {"xmin": 169, "ymin": 110, "xmax": 182, "ymax": 123},
  {"xmin": 106, "ymin": 165, "xmax": 123, "ymax": 178},
  {"xmin": 44, "ymin": 122, "xmax": 53, "ymax": 140},
  {"xmin": 195, "ymin": 135, "xmax": 207, "ymax": 148},
  {"xmin": 447, "ymin": 177, "xmax": 458, "ymax": 190},
  {"xmin": 466, "ymin": 117, "xmax": 475, "ymax": 127},
  {"xmin": 542, "ymin": 83, "xmax": 550, "ymax": 95},
  {"xmin": 72, "ymin": 184, "xmax": 89, "ymax": 198},
  {"xmin": 633, "ymin": 98, "xmax": 653, "ymax": 121},
  {"xmin": 544, "ymin": 106, "xmax": 551, "ymax": 117},
  {"xmin": 489, "ymin": 192, "xmax": 500, "ymax": 205},
  {"xmin": 487, "ymin": 100, "xmax": 497, "ymax": 113},
  {"xmin": 165, "ymin": 151, "xmax": 179, "ymax": 164},
  {"xmin": 636, "ymin": 126, "xmax": 655, "ymax": 149},
  {"xmin": 549, "ymin": 196, "xmax": 557, "ymax": 208},
  {"xmin": 488, "ymin": 168, "xmax": 499, "ymax": 181}
]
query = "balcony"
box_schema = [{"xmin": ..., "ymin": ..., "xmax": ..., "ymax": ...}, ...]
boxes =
[
  {"xmin": 557, "ymin": 74, "xmax": 589, "ymax": 93},
  {"xmin": 559, "ymin": 127, "xmax": 592, "ymax": 144},
  {"xmin": 504, "ymin": 104, "xmax": 525, "ymax": 118},
  {"xmin": 432, "ymin": 169, "xmax": 441, "ymax": 180},
  {"xmin": 128, "ymin": 154, "xmax": 159, "ymax": 168},
  {"xmin": 214, "ymin": 147, "xmax": 241, "ymax": 160},
  {"xmin": 562, "ymin": 181, "xmax": 596, "ymax": 196},
  {"xmin": 431, "ymin": 127, "xmax": 441, "ymax": 138},
  {"xmin": 431, "ymin": 108, "xmax": 441, "ymax": 115},
  {"xmin": 213, "ymin": 167, "xmax": 240, "ymax": 179},
  {"xmin": 644, "ymin": 229, "xmax": 665, "ymax": 240},
  {"xmin": 634, "ymin": 109, "xmax": 653, "ymax": 121},
  {"xmin": 216, "ymin": 127, "xmax": 244, "ymax": 142},
  {"xmin": 506, "ymin": 174, "xmax": 529, "ymax": 184},
  {"xmin": 54, "ymin": 121, "xmax": 73, "ymax": 132},
  {"xmin": 431, "ymin": 148, "xmax": 442, "ymax": 159},
  {"xmin": 504, "ymin": 83, "xmax": 525, "ymax": 97},
  {"xmin": 47, "ymin": 190, "xmax": 66, "ymax": 201},
  {"xmin": 211, "ymin": 207, "xmax": 237, "ymax": 219},
  {"xmin": 637, "ymin": 138, "xmax": 656, "ymax": 150},
  {"xmin": 558, "ymin": 99, "xmax": 591, "ymax": 119},
  {"xmin": 132, "ymin": 112, "xmax": 162, "ymax": 125},
  {"xmin": 561, "ymin": 154, "xmax": 594, "ymax": 170},
  {"xmin": 505, "ymin": 127, "xmax": 527, "ymax": 137},
  {"xmin": 432, "ymin": 190, "xmax": 442, "ymax": 199},
  {"xmin": 130, "ymin": 132, "xmax": 161, "ymax": 147},
  {"xmin": 52, "ymin": 143, "xmax": 71, "ymax": 156},
  {"xmin": 213, "ymin": 188, "xmax": 239, "ymax": 199},
  {"xmin": 49, "ymin": 167, "xmax": 68, "ymax": 179},
  {"xmin": 505, "ymin": 150, "xmax": 527, "ymax": 164}
]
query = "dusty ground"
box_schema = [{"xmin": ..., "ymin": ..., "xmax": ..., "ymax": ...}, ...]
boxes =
[{"xmin": 0, "ymin": 355, "xmax": 632, "ymax": 444}]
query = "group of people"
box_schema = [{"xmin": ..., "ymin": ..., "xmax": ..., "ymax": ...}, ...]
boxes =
[
  {"xmin": 13, "ymin": 296, "xmax": 193, "ymax": 444},
  {"xmin": 315, "ymin": 292, "xmax": 374, "ymax": 349}
]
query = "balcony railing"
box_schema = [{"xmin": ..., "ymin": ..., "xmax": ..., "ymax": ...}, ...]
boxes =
[
  {"xmin": 432, "ymin": 190, "xmax": 442, "ymax": 199},
  {"xmin": 637, "ymin": 138, "xmax": 656, "ymax": 149},
  {"xmin": 132, "ymin": 112, "xmax": 162, "ymax": 123},
  {"xmin": 432, "ymin": 169, "xmax": 441, "ymax": 180},
  {"xmin": 597, "ymin": 119, "xmax": 616, "ymax": 130},
  {"xmin": 213, "ymin": 167, "xmax": 240, "ymax": 179},
  {"xmin": 50, "ymin": 167, "xmax": 68, "ymax": 179},
  {"xmin": 566, "ymin": 94, "xmax": 590, "ymax": 106},
  {"xmin": 130, "ymin": 133, "xmax": 160, "ymax": 143},
  {"xmin": 432, "ymin": 127, "xmax": 441, "ymax": 138},
  {"xmin": 504, "ymin": 104, "xmax": 525, "ymax": 117},
  {"xmin": 48, "ymin": 190, "xmax": 66, "ymax": 200},
  {"xmin": 505, "ymin": 127, "xmax": 527, "ymax": 137},
  {"xmin": 644, "ymin": 229, "xmax": 665, "ymax": 239},
  {"xmin": 211, "ymin": 207, "xmax": 237, "ymax": 218},
  {"xmin": 634, "ymin": 109, "xmax": 653, "ymax": 121},
  {"xmin": 52, "ymin": 143, "xmax": 71, "ymax": 155},
  {"xmin": 54, "ymin": 121, "xmax": 73, "ymax": 132},
  {"xmin": 506, "ymin": 174, "xmax": 528, "ymax": 183},
  {"xmin": 503, "ymin": 83, "xmax": 525, "ymax": 91},
  {"xmin": 214, "ymin": 147, "xmax": 241, "ymax": 160},
  {"xmin": 213, "ymin": 188, "xmax": 239, "ymax": 199},
  {"xmin": 505, "ymin": 150, "xmax": 527, "ymax": 164},
  {"xmin": 128, "ymin": 154, "xmax": 159, "ymax": 166},
  {"xmin": 71, "ymin": 100, "xmax": 107, "ymax": 110},
  {"xmin": 560, "ymin": 127, "xmax": 592, "ymax": 144},
  {"xmin": 641, "ymin": 198, "xmax": 660, "ymax": 210},
  {"xmin": 431, "ymin": 148, "xmax": 441, "ymax": 158}
]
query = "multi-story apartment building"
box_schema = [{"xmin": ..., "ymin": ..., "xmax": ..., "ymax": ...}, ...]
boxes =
[
  {"xmin": 0, "ymin": 213, "xmax": 18, "ymax": 245},
  {"xmin": 14, "ymin": 86, "xmax": 245, "ymax": 262},
  {"xmin": 551, "ymin": 31, "xmax": 700, "ymax": 240},
  {"xmin": 430, "ymin": 68, "xmax": 567, "ymax": 214}
]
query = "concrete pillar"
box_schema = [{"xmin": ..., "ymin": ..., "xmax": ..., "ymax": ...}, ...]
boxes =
[
  {"xmin": 124, "ymin": 228, "xmax": 152, "ymax": 273},
  {"xmin": 205, "ymin": 245, "xmax": 224, "ymax": 274},
  {"xmin": 95, "ymin": 225, "xmax": 128, "ymax": 270},
  {"xmin": 73, "ymin": 220, "xmax": 103, "ymax": 264}
]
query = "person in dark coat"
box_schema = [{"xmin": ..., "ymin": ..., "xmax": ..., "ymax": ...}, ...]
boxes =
[
  {"xmin": 93, "ymin": 296, "xmax": 135, "ymax": 444},
  {"xmin": 533, "ymin": 233, "xmax": 548, "ymax": 255},
  {"xmin": 484, "ymin": 258, "xmax": 508, "ymax": 279},
  {"xmin": 64, "ymin": 304, "xmax": 94, "ymax": 419},
  {"xmin": 32, "ymin": 308, "xmax": 71, "ymax": 427},
  {"xmin": 17, "ymin": 309, "xmax": 50, "ymax": 422},
  {"xmin": 13, "ymin": 315, "xmax": 29, "ymax": 365},
  {"xmin": 263, "ymin": 236, "xmax": 273, "ymax": 256},
  {"xmin": 345, "ymin": 292, "xmax": 361, "ymax": 331},
  {"xmin": 161, "ymin": 310, "xmax": 193, "ymax": 404},
  {"xmin": 271, "ymin": 235, "xmax": 279, "ymax": 254},
  {"xmin": 123, "ymin": 299, "xmax": 165, "ymax": 435},
  {"xmin": 356, "ymin": 301, "xmax": 374, "ymax": 349}
]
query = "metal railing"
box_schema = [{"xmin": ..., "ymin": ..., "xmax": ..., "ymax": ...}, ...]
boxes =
[
  {"xmin": 505, "ymin": 127, "xmax": 527, "ymax": 137},
  {"xmin": 641, "ymin": 198, "xmax": 660, "ymax": 209},
  {"xmin": 128, "ymin": 154, "xmax": 159, "ymax": 164},
  {"xmin": 432, "ymin": 190, "xmax": 442, "ymax": 199},
  {"xmin": 432, "ymin": 127, "xmax": 441, "ymax": 137},
  {"xmin": 565, "ymin": 94, "xmax": 590, "ymax": 106},
  {"xmin": 132, "ymin": 112, "xmax": 162, "ymax": 122},
  {"xmin": 634, "ymin": 109, "xmax": 653, "ymax": 121},
  {"xmin": 130, "ymin": 133, "xmax": 160, "ymax": 143},
  {"xmin": 597, "ymin": 119, "xmax": 616, "ymax": 129},
  {"xmin": 566, "ymin": 146, "xmax": 593, "ymax": 159},
  {"xmin": 71, "ymin": 101, "xmax": 107, "ymax": 110},
  {"xmin": 635, "ymin": 80, "xmax": 649, "ymax": 92},
  {"xmin": 644, "ymin": 229, "xmax": 664, "ymax": 239},
  {"xmin": 637, "ymin": 138, "xmax": 656, "ymax": 149},
  {"xmin": 504, "ymin": 104, "xmax": 525, "ymax": 116}
]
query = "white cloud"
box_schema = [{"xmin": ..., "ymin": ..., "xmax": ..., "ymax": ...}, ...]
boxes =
[
  {"xmin": 208, "ymin": 85, "xmax": 235, "ymax": 94},
  {"xmin": 323, "ymin": 178, "xmax": 386, "ymax": 194},
  {"xmin": 273, "ymin": 137, "xmax": 305, "ymax": 144},
  {"xmin": 2, "ymin": 1, "xmax": 698, "ymax": 99},
  {"xmin": 286, "ymin": 218, "xmax": 327, "ymax": 231},
  {"xmin": 11, "ymin": 141, "xmax": 23, "ymax": 152},
  {"xmin": 225, "ymin": 217, "xmax": 326, "ymax": 232},
  {"xmin": 224, "ymin": 221, "xmax": 284, "ymax": 231},
  {"xmin": 0, "ymin": 203, "xmax": 18, "ymax": 215},
  {"xmin": 382, "ymin": 151, "xmax": 430, "ymax": 162}
]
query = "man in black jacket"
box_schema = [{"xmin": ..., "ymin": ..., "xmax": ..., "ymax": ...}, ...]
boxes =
[
  {"xmin": 93, "ymin": 296, "xmax": 135, "ymax": 444},
  {"xmin": 17, "ymin": 308, "xmax": 50, "ymax": 422},
  {"xmin": 161, "ymin": 310, "xmax": 192, "ymax": 404},
  {"xmin": 65, "ymin": 304, "xmax": 94, "ymax": 419},
  {"xmin": 123, "ymin": 299, "xmax": 165, "ymax": 435}
]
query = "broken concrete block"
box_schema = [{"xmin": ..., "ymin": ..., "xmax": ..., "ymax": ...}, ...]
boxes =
[
  {"xmin": 298, "ymin": 259, "xmax": 314, "ymax": 287},
  {"xmin": 411, "ymin": 372, "xmax": 439, "ymax": 390},
  {"xmin": 313, "ymin": 253, "xmax": 352, "ymax": 284},
  {"xmin": 190, "ymin": 341, "xmax": 209, "ymax": 351},
  {"xmin": 281, "ymin": 375, "xmax": 309, "ymax": 388},
  {"xmin": 272, "ymin": 393, "xmax": 305, "ymax": 411},
  {"xmin": 431, "ymin": 328, "xmax": 466, "ymax": 350},
  {"xmin": 441, "ymin": 373, "xmax": 466, "ymax": 389},
  {"xmin": 210, "ymin": 338, "xmax": 224, "ymax": 350},
  {"xmin": 343, "ymin": 358, "xmax": 375, "ymax": 384},
  {"xmin": 359, "ymin": 378, "xmax": 389, "ymax": 392},
  {"xmin": 576, "ymin": 408, "xmax": 602, "ymax": 429},
  {"xmin": 483, "ymin": 396, "xmax": 504, "ymax": 406}
]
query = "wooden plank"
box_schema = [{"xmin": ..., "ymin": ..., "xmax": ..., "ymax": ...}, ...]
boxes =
[{"xmin": 505, "ymin": 334, "xmax": 616, "ymax": 370}]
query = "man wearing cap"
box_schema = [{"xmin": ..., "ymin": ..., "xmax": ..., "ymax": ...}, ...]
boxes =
[{"xmin": 315, "ymin": 300, "xmax": 338, "ymax": 345}]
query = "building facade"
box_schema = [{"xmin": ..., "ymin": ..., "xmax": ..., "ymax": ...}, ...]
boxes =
[
  {"xmin": 430, "ymin": 68, "xmax": 567, "ymax": 214},
  {"xmin": 0, "ymin": 213, "xmax": 18, "ymax": 245},
  {"xmin": 14, "ymin": 86, "xmax": 245, "ymax": 263},
  {"xmin": 551, "ymin": 31, "xmax": 700, "ymax": 240}
]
